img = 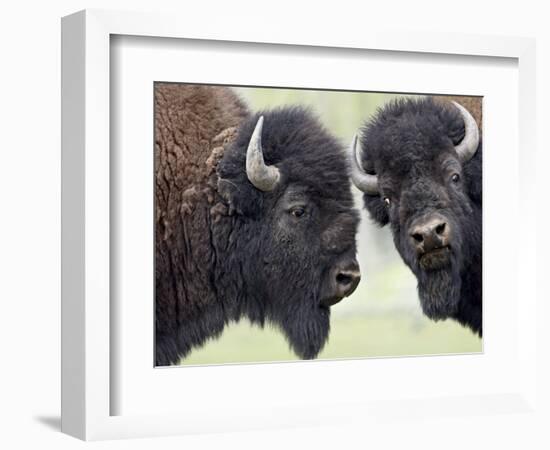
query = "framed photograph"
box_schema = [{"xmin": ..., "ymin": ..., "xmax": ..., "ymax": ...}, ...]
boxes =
[
  {"xmin": 61, "ymin": 9, "xmax": 538, "ymax": 441},
  {"xmin": 150, "ymin": 84, "xmax": 483, "ymax": 369}
]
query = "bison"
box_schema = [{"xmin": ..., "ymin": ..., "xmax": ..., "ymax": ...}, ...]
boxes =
[
  {"xmin": 349, "ymin": 96, "xmax": 482, "ymax": 335},
  {"xmin": 155, "ymin": 84, "xmax": 361, "ymax": 365}
]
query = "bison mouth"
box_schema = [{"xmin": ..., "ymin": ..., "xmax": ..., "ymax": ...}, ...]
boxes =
[
  {"xmin": 319, "ymin": 295, "xmax": 344, "ymax": 308},
  {"xmin": 419, "ymin": 245, "xmax": 451, "ymax": 270}
]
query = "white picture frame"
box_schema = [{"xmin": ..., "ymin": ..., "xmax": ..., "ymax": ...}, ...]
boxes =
[{"xmin": 61, "ymin": 9, "xmax": 538, "ymax": 441}]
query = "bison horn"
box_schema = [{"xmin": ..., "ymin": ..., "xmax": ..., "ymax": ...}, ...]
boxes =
[
  {"xmin": 246, "ymin": 116, "xmax": 281, "ymax": 192},
  {"xmin": 348, "ymin": 133, "xmax": 379, "ymax": 195},
  {"xmin": 452, "ymin": 101, "xmax": 480, "ymax": 163}
]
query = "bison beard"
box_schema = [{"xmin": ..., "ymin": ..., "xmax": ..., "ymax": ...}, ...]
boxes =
[
  {"xmin": 269, "ymin": 293, "xmax": 331, "ymax": 360},
  {"xmin": 155, "ymin": 84, "xmax": 359, "ymax": 365},
  {"xmin": 416, "ymin": 260, "xmax": 462, "ymax": 320}
]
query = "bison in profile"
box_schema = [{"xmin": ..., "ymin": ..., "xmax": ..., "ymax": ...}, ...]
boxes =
[
  {"xmin": 350, "ymin": 97, "xmax": 482, "ymax": 335},
  {"xmin": 155, "ymin": 84, "xmax": 361, "ymax": 365}
]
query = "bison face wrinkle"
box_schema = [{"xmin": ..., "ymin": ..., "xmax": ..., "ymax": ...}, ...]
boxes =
[{"xmin": 358, "ymin": 97, "xmax": 482, "ymax": 335}]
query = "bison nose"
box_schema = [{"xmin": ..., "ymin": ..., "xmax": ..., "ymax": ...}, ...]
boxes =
[
  {"xmin": 321, "ymin": 260, "xmax": 361, "ymax": 307},
  {"xmin": 334, "ymin": 260, "xmax": 361, "ymax": 298},
  {"xmin": 410, "ymin": 215, "xmax": 450, "ymax": 254}
]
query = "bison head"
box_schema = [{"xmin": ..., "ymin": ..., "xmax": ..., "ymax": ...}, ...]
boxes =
[
  {"xmin": 350, "ymin": 98, "xmax": 482, "ymax": 326},
  {"xmin": 216, "ymin": 107, "xmax": 361, "ymax": 359}
]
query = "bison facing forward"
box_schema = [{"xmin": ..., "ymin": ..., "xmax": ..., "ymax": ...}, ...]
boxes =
[
  {"xmin": 350, "ymin": 97, "xmax": 482, "ymax": 335},
  {"xmin": 155, "ymin": 84, "xmax": 360, "ymax": 365}
]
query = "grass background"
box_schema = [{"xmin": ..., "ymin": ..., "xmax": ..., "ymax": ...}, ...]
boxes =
[{"xmin": 179, "ymin": 86, "xmax": 482, "ymax": 365}]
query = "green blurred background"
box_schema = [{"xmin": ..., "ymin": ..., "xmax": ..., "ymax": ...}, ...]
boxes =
[{"xmin": 180, "ymin": 86, "xmax": 482, "ymax": 366}]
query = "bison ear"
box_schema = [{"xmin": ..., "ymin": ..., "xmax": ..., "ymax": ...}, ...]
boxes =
[
  {"xmin": 215, "ymin": 121, "xmax": 267, "ymax": 218},
  {"xmin": 363, "ymin": 195, "xmax": 389, "ymax": 226},
  {"xmin": 217, "ymin": 177, "xmax": 264, "ymax": 218}
]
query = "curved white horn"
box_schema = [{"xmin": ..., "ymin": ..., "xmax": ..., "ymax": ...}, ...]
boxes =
[
  {"xmin": 348, "ymin": 134, "xmax": 379, "ymax": 195},
  {"xmin": 452, "ymin": 101, "xmax": 480, "ymax": 163},
  {"xmin": 245, "ymin": 116, "xmax": 281, "ymax": 192}
]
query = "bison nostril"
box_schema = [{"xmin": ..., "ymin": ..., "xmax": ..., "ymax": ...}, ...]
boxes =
[
  {"xmin": 336, "ymin": 273, "xmax": 353, "ymax": 286},
  {"xmin": 435, "ymin": 222, "xmax": 446, "ymax": 235},
  {"xmin": 412, "ymin": 233, "xmax": 423, "ymax": 243},
  {"xmin": 322, "ymin": 265, "xmax": 361, "ymax": 307},
  {"xmin": 333, "ymin": 268, "xmax": 361, "ymax": 298}
]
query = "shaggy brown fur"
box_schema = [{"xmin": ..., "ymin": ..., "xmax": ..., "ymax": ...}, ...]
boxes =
[{"xmin": 155, "ymin": 84, "xmax": 249, "ymax": 361}]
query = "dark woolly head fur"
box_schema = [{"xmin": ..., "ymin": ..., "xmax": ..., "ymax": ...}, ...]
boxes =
[
  {"xmin": 217, "ymin": 107, "xmax": 360, "ymax": 359},
  {"xmin": 359, "ymin": 97, "xmax": 482, "ymax": 335},
  {"xmin": 155, "ymin": 85, "xmax": 359, "ymax": 365}
]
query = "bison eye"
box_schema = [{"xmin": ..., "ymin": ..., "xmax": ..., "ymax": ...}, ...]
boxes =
[
  {"xmin": 451, "ymin": 173, "xmax": 460, "ymax": 183},
  {"xmin": 383, "ymin": 197, "xmax": 391, "ymax": 207},
  {"xmin": 290, "ymin": 207, "xmax": 305, "ymax": 218}
]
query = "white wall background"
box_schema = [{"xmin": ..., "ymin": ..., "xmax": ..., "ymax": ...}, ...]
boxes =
[{"xmin": 0, "ymin": 1, "xmax": 547, "ymax": 449}]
